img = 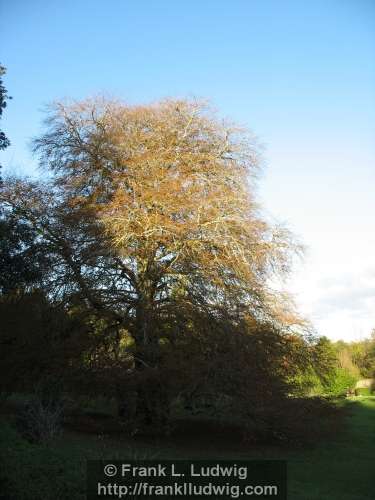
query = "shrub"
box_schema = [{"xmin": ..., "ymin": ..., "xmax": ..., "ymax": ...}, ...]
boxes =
[
  {"xmin": 323, "ymin": 367, "xmax": 357, "ymax": 396},
  {"xmin": 0, "ymin": 421, "xmax": 85, "ymax": 500},
  {"xmin": 16, "ymin": 380, "xmax": 64, "ymax": 444}
]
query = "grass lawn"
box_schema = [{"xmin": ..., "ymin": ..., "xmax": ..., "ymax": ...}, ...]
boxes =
[
  {"xmin": 286, "ymin": 397, "xmax": 375, "ymax": 499},
  {"xmin": 1, "ymin": 397, "xmax": 374, "ymax": 499}
]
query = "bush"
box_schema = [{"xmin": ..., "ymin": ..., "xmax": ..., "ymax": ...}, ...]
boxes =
[
  {"xmin": 16, "ymin": 381, "xmax": 64, "ymax": 444},
  {"xmin": 291, "ymin": 367, "xmax": 325, "ymax": 396},
  {"xmin": 0, "ymin": 421, "xmax": 85, "ymax": 500},
  {"xmin": 323, "ymin": 367, "xmax": 357, "ymax": 396}
]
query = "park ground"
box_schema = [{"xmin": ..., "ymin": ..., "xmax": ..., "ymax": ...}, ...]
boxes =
[{"xmin": 0, "ymin": 396, "xmax": 374, "ymax": 499}]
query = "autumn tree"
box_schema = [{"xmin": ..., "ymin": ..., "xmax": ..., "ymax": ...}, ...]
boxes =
[{"xmin": 1, "ymin": 98, "xmax": 302, "ymax": 425}]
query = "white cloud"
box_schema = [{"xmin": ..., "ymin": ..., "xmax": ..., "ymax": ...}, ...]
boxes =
[{"xmin": 287, "ymin": 267, "xmax": 375, "ymax": 341}]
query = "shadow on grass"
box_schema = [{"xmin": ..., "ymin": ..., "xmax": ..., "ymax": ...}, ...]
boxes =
[
  {"xmin": 1, "ymin": 396, "xmax": 374, "ymax": 500},
  {"xmin": 287, "ymin": 397, "xmax": 375, "ymax": 500}
]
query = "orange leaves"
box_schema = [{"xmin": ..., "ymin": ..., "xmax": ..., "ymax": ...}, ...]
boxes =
[{"xmin": 24, "ymin": 96, "xmax": 302, "ymax": 326}]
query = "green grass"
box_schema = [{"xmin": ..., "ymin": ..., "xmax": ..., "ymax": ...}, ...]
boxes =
[
  {"xmin": 355, "ymin": 387, "xmax": 373, "ymax": 397},
  {"xmin": 286, "ymin": 397, "xmax": 375, "ymax": 499},
  {"xmin": 1, "ymin": 397, "xmax": 374, "ymax": 499}
]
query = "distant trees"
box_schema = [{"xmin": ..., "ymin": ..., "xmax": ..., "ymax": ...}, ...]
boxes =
[
  {"xmin": 335, "ymin": 333, "xmax": 375, "ymax": 380},
  {"xmin": 291, "ymin": 333, "xmax": 375, "ymax": 397}
]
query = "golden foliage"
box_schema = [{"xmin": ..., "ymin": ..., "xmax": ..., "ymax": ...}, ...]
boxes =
[{"xmin": 30, "ymin": 98, "xmax": 302, "ymax": 326}]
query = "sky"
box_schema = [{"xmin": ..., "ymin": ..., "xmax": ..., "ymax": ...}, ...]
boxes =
[{"xmin": 1, "ymin": 0, "xmax": 374, "ymax": 341}]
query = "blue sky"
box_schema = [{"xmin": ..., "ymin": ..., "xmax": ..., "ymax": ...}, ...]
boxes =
[{"xmin": 1, "ymin": 0, "xmax": 375, "ymax": 340}]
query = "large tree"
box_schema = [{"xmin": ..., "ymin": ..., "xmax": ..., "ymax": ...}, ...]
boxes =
[{"xmin": 1, "ymin": 98, "xmax": 302, "ymax": 423}]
